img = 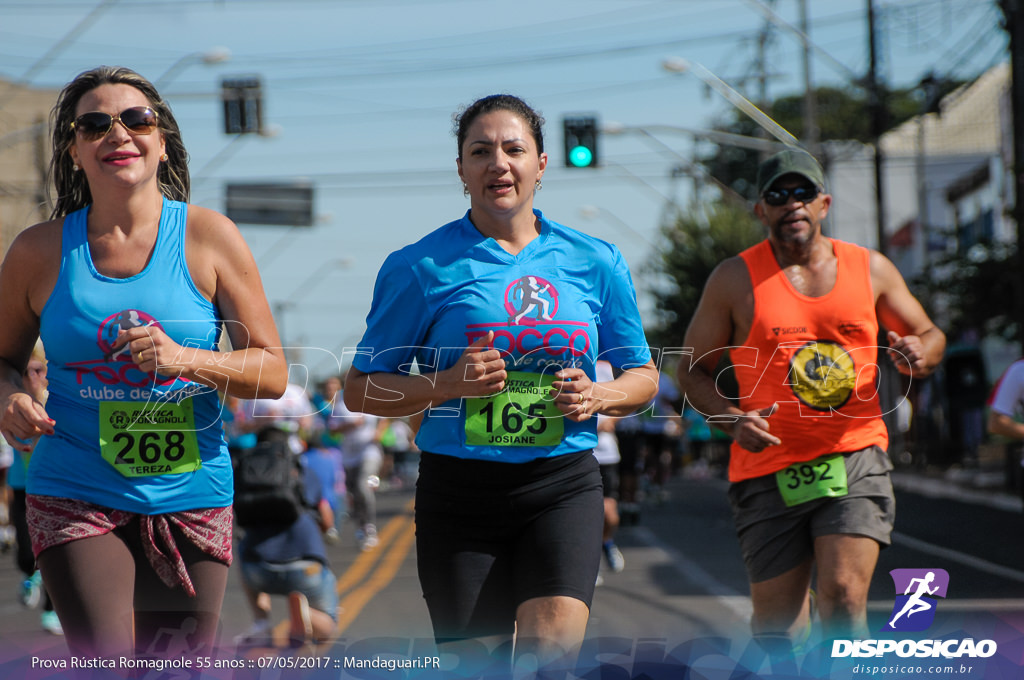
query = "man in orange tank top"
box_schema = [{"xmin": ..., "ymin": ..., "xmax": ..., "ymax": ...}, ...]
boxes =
[{"xmin": 677, "ymin": 149, "xmax": 945, "ymax": 651}]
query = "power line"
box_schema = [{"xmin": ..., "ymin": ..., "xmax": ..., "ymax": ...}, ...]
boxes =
[{"xmin": 0, "ymin": 0, "xmax": 117, "ymax": 110}]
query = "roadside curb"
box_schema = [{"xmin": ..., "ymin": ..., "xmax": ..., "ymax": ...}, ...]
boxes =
[{"xmin": 890, "ymin": 471, "xmax": 1022, "ymax": 513}]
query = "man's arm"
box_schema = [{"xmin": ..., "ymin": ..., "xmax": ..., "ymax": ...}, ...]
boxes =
[
  {"xmin": 871, "ymin": 251, "xmax": 946, "ymax": 378},
  {"xmin": 676, "ymin": 258, "xmax": 781, "ymax": 453},
  {"xmin": 988, "ymin": 411, "xmax": 1024, "ymax": 439},
  {"xmin": 987, "ymin": 362, "xmax": 1024, "ymax": 439}
]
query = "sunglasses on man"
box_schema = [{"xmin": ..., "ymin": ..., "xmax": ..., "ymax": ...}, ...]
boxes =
[
  {"xmin": 71, "ymin": 106, "xmax": 160, "ymax": 141},
  {"xmin": 762, "ymin": 184, "xmax": 821, "ymax": 207}
]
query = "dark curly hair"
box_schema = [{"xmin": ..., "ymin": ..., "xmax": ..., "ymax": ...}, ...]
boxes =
[
  {"xmin": 452, "ymin": 94, "xmax": 545, "ymax": 160},
  {"xmin": 48, "ymin": 65, "xmax": 189, "ymax": 218}
]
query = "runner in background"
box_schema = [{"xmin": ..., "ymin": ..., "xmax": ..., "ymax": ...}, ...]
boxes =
[
  {"xmin": 593, "ymin": 360, "xmax": 625, "ymax": 583},
  {"xmin": 7, "ymin": 341, "xmax": 61, "ymax": 635},
  {"xmin": 986, "ymin": 357, "xmax": 1024, "ymax": 506},
  {"xmin": 326, "ymin": 394, "xmax": 383, "ymax": 551}
]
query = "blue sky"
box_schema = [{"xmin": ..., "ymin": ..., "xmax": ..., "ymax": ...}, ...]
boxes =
[{"xmin": 0, "ymin": 0, "xmax": 1007, "ymax": 380}]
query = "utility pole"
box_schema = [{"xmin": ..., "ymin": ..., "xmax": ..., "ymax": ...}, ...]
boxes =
[
  {"xmin": 1000, "ymin": 0, "xmax": 1024, "ymax": 348},
  {"xmin": 798, "ymin": 0, "xmax": 819, "ymax": 156},
  {"xmin": 867, "ymin": 0, "xmax": 888, "ymax": 256},
  {"xmin": 754, "ymin": 0, "xmax": 775, "ymax": 160}
]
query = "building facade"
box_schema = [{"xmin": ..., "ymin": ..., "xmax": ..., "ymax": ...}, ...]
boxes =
[{"xmin": 0, "ymin": 78, "xmax": 57, "ymax": 257}]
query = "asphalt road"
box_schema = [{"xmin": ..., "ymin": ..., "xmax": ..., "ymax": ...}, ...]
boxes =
[{"xmin": 1, "ymin": 466, "xmax": 1022, "ymax": 678}]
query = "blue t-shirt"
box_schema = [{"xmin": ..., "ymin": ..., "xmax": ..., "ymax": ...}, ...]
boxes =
[
  {"xmin": 302, "ymin": 446, "xmax": 339, "ymax": 511},
  {"xmin": 7, "ymin": 449, "xmax": 28, "ymax": 491},
  {"xmin": 239, "ymin": 463, "xmax": 329, "ymax": 566},
  {"xmin": 30, "ymin": 198, "xmax": 232, "ymax": 513},
  {"xmin": 352, "ymin": 209, "xmax": 651, "ymax": 462}
]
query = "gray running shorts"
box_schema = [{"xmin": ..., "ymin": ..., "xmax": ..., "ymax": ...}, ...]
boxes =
[{"xmin": 727, "ymin": 445, "xmax": 895, "ymax": 583}]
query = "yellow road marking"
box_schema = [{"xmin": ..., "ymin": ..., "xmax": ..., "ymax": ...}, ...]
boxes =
[
  {"xmin": 334, "ymin": 515, "xmax": 417, "ymax": 634},
  {"xmin": 269, "ymin": 497, "xmax": 416, "ymax": 643},
  {"xmin": 336, "ymin": 497, "xmax": 415, "ymax": 594}
]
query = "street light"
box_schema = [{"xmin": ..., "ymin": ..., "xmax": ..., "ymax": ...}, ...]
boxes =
[
  {"xmin": 193, "ymin": 122, "xmax": 282, "ymax": 179},
  {"xmin": 579, "ymin": 205, "xmax": 658, "ymax": 248},
  {"xmin": 603, "ymin": 121, "xmax": 788, "ymax": 155},
  {"xmin": 154, "ymin": 47, "xmax": 231, "ymax": 88},
  {"xmin": 602, "ymin": 123, "xmax": 759, "ymax": 205},
  {"xmin": 661, "ymin": 57, "xmax": 800, "ymax": 148}
]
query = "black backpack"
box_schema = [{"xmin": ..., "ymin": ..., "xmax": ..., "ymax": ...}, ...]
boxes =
[{"xmin": 232, "ymin": 430, "xmax": 307, "ymax": 527}]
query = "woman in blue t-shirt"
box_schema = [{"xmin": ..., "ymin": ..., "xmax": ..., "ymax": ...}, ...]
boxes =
[{"xmin": 344, "ymin": 94, "xmax": 658, "ymax": 671}]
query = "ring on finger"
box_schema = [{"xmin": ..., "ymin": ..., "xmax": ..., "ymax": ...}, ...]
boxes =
[{"xmin": 577, "ymin": 392, "xmax": 586, "ymax": 405}]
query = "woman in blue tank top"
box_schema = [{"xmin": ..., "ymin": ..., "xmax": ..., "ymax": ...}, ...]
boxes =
[
  {"xmin": 0, "ymin": 66, "xmax": 288, "ymax": 661},
  {"xmin": 344, "ymin": 94, "xmax": 659, "ymax": 673}
]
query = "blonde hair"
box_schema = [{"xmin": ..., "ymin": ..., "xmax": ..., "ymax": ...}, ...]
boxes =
[{"xmin": 30, "ymin": 339, "xmax": 46, "ymax": 365}]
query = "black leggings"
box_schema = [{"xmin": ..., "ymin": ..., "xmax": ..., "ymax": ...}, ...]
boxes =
[
  {"xmin": 415, "ymin": 450, "xmax": 603, "ymax": 641},
  {"xmin": 37, "ymin": 518, "xmax": 229, "ymax": 660}
]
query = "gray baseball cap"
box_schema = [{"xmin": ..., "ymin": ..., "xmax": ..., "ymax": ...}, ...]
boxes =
[{"xmin": 756, "ymin": 149, "xmax": 825, "ymax": 196}]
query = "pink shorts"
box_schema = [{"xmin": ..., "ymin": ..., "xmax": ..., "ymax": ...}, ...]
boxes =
[{"xmin": 27, "ymin": 494, "xmax": 233, "ymax": 596}]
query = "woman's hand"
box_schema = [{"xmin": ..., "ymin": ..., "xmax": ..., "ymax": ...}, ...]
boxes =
[
  {"xmin": 114, "ymin": 325, "xmax": 188, "ymax": 380},
  {"xmin": 1, "ymin": 391, "xmax": 54, "ymax": 453},
  {"xmin": 438, "ymin": 331, "xmax": 507, "ymax": 400},
  {"xmin": 550, "ymin": 367, "xmax": 594, "ymax": 423}
]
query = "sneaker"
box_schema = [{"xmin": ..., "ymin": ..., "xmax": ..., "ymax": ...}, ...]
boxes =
[
  {"xmin": 324, "ymin": 527, "xmax": 340, "ymax": 544},
  {"xmin": 234, "ymin": 618, "xmax": 272, "ymax": 646},
  {"xmin": 0, "ymin": 526, "xmax": 14, "ymax": 553},
  {"xmin": 603, "ymin": 542, "xmax": 625, "ymax": 573},
  {"xmin": 792, "ymin": 589, "xmax": 817, "ymax": 655},
  {"xmin": 361, "ymin": 525, "xmax": 379, "ymax": 551},
  {"xmin": 40, "ymin": 610, "xmax": 63, "ymax": 636},
  {"xmin": 21, "ymin": 572, "xmax": 42, "ymax": 609},
  {"xmin": 288, "ymin": 592, "xmax": 313, "ymax": 647},
  {"xmin": 595, "ymin": 571, "xmax": 605, "ymax": 587}
]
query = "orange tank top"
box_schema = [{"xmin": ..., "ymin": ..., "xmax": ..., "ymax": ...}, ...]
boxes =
[{"xmin": 728, "ymin": 238, "xmax": 888, "ymax": 482}]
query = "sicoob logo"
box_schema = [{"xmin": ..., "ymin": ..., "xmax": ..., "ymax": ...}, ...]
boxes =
[{"xmin": 883, "ymin": 568, "xmax": 949, "ymax": 632}]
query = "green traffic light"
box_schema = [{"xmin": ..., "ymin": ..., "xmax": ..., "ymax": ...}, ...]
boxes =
[{"xmin": 569, "ymin": 145, "xmax": 594, "ymax": 167}]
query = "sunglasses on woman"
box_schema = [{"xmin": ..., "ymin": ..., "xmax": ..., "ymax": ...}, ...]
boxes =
[
  {"xmin": 71, "ymin": 106, "xmax": 160, "ymax": 141},
  {"xmin": 762, "ymin": 185, "xmax": 820, "ymax": 206}
]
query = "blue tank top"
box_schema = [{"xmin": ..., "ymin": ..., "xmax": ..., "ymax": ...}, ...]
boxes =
[{"xmin": 29, "ymin": 198, "xmax": 232, "ymax": 513}]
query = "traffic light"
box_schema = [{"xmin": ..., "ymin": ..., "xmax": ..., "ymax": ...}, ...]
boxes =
[
  {"xmin": 563, "ymin": 115, "xmax": 599, "ymax": 168},
  {"xmin": 221, "ymin": 76, "xmax": 263, "ymax": 134}
]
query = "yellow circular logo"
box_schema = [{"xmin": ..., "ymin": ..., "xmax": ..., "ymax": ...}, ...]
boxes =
[{"xmin": 789, "ymin": 341, "xmax": 857, "ymax": 411}]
